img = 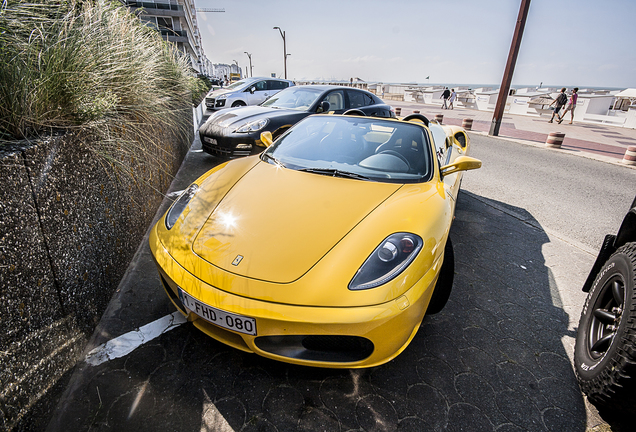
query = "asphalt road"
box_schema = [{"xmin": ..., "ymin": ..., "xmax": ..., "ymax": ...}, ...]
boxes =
[
  {"xmin": 41, "ymin": 133, "xmax": 635, "ymax": 432},
  {"xmin": 461, "ymin": 134, "xmax": 636, "ymax": 251}
]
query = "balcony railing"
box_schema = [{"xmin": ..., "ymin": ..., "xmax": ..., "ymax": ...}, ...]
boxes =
[
  {"xmin": 159, "ymin": 28, "xmax": 187, "ymax": 37},
  {"xmin": 125, "ymin": 1, "xmax": 184, "ymax": 11}
]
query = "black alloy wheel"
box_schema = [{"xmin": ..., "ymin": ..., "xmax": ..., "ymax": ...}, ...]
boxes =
[{"xmin": 574, "ymin": 242, "xmax": 636, "ymax": 415}]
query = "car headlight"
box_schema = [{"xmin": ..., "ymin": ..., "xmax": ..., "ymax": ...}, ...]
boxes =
[
  {"xmin": 165, "ymin": 184, "xmax": 199, "ymax": 230},
  {"xmin": 236, "ymin": 118, "xmax": 269, "ymax": 133},
  {"xmin": 217, "ymin": 94, "xmax": 227, "ymax": 100},
  {"xmin": 349, "ymin": 233, "xmax": 423, "ymax": 290}
]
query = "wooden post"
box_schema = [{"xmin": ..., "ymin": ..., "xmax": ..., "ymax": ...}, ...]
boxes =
[{"xmin": 489, "ymin": 0, "xmax": 531, "ymax": 136}]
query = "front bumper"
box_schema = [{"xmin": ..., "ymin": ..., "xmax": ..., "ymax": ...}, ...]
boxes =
[
  {"xmin": 199, "ymin": 130, "xmax": 264, "ymax": 158},
  {"xmin": 149, "ymin": 225, "xmax": 436, "ymax": 368},
  {"xmin": 205, "ymin": 97, "xmax": 227, "ymax": 110}
]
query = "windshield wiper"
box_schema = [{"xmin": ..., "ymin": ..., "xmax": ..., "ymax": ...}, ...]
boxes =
[{"xmin": 298, "ymin": 167, "xmax": 369, "ymax": 180}]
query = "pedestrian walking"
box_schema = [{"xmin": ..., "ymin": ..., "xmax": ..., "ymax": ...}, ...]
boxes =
[
  {"xmin": 448, "ymin": 89, "xmax": 457, "ymax": 110},
  {"xmin": 440, "ymin": 87, "xmax": 450, "ymax": 109},
  {"xmin": 559, "ymin": 87, "xmax": 578, "ymax": 124},
  {"xmin": 548, "ymin": 88, "xmax": 568, "ymax": 123}
]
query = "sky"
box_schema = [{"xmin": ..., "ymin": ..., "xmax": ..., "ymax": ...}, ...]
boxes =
[{"xmin": 194, "ymin": 0, "xmax": 636, "ymax": 89}]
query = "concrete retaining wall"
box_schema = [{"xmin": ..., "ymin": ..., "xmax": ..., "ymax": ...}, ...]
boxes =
[{"xmin": 0, "ymin": 109, "xmax": 193, "ymax": 430}]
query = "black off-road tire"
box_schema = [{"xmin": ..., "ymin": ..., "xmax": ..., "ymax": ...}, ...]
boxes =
[
  {"xmin": 574, "ymin": 242, "xmax": 636, "ymax": 415},
  {"xmin": 426, "ymin": 238, "xmax": 454, "ymax": 314}
]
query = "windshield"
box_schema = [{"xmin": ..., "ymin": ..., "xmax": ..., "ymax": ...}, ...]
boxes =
[
  {"xmin": 261, "ymin": 116, "xmax": 433, "ymax": 183},
  {"xmin": 225, "ymin": 79, "xmax": 250, "ymax": 90},
  {"xmin": 261, "ymin": 87, "xmax": 322, "ymax": 111}
]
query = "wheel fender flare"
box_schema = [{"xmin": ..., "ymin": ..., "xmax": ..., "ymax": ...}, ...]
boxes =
[
  {"xmin": 583, "ymin": 234, "xmax": 617, "ymax": 293},
  {"xmin": 616, "ymin": 209, "xmax": 636, "ymax": 250},
  {"xmin": 584, "ymin": 209, "xmax": 636, "ymax": 293}
]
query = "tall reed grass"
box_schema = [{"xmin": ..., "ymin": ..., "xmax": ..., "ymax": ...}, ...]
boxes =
[{"xmin": 0, "ymin": 0, "xmax": 199, "ymax": 183}]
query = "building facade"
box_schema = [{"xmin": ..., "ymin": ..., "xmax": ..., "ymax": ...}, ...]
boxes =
[{"xmin": 124, "ymin": 0, "xmax": 211, "ymax": 76}]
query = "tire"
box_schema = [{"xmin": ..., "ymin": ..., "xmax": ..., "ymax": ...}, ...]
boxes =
[
  {"xmin": 231, "ymin": 101, "xmax": 246, "ymax": 107},
  {"xmin": 574, "ymin": 242, "xmax": 636, "ymax": 415},
  {"xmin": 426, "ymin": 237, "xmax": 455, "ymax": 314}
]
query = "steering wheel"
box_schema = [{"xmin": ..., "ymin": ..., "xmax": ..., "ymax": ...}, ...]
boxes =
[
  {"xmin": 378, "ymin": 150, "xmax": 410, "ymax": 167},
  {"xmin": 343, "ymin": 109, "xmax": 366, "ymax": 116}
]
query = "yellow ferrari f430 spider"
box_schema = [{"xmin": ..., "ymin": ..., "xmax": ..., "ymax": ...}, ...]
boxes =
[{"xmin": 150, "ymin": 112, "xmax": 481, "ymax": 368}]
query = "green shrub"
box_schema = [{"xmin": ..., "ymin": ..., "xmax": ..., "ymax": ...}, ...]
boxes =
[
  {"xmin": 191, "ymin": 74, "xmax": 213, "ymax": 106},
  {"xmin": 0, "ymin": 0, "xmax": 195, "ymax": 182}
]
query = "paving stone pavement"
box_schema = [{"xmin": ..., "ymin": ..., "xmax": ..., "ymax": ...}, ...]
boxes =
[{"xmin": 46, "ymin": 146, "xmax": 619, "ymax": 432}]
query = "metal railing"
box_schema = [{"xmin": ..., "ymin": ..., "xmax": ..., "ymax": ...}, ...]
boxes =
[
  {"xmin": 160, "ymin": 28, "xmax": 187, "ymax": 37},
  {"xmin": 125, "ymin": 1, "xmax": 184, "ymax": 11}
]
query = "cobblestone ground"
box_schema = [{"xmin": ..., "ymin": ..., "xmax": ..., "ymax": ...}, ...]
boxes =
[{"xmin": 47, "ymin": 190, "xmax": 597, "ymax": 432}]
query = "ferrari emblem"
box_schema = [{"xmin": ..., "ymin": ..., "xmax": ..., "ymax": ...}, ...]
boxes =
[{"xmin": 232, "ymin": 255, "xmax": 244, "ymax": 266}]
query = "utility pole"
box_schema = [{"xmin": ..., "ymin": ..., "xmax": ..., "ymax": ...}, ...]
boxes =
[{"xmin": 489, "ymin": 0, "xmax": 531, "ymax": 136}]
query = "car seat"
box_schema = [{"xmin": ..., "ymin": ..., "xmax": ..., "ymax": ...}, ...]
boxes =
[
  {"xmin": 325, "ymin": 93, "xmax": 344, "ymax": 111},
  {"xmin": 375, "ymin": 129, "xmax": 425, "ymax": 173}
]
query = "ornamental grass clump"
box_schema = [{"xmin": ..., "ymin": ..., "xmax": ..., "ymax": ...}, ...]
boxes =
[{"xmin": 0, "ymin": 0, "xmax": 196, "ymax": 181}]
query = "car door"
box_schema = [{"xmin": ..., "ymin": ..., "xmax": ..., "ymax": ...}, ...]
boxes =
[
  {"xmin": 346, "ymin": 90, "xmax": 390, "ymax": 117},
  {"xmin": 245, "ymin": 80, "xmax": 270, "ymax": 105},
  {"xmin": 319, "ymin": 90, "xmax": 346, "ymax": 114},
  {"xmin": 346, "ymin": 90, "xmax": 370, "ymax": 110},
  {"xmin": 429, "ymin": 124, "xmax": 462, "ymax": 207}
]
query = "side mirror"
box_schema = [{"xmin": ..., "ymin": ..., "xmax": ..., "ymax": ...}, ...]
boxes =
[
  {"xmin": 260, "ymin": 131, "xmax": 273, "ymax": 147},
  {"xmin": 317, "ymin": 101, "xmax": 330, "ymax": 113},
  {"xmin": 250, "ymin": 87, "xmax": 256, "ymax": 94},
  {"xmin": 440, "ymin": 156, "xmax": 481, "ymax": 177}
]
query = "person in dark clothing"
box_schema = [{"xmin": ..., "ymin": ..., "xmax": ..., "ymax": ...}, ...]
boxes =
[
  {"xmin": 440, "ymin": 87, "xmax": 451, "ymax": 109},
  {"xmin": 549, "ymin": 87, "xmax": 568, "ymax": 123}
]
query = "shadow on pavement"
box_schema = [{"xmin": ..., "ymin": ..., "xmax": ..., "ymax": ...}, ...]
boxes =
[{"xmin": 47, "ymin": 162, "xmax": 596, "ymax": 431}]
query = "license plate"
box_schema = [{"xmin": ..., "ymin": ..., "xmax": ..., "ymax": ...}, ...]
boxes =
[
  {"xmin": 203, "ymin": 136, "xmax": 218, "ymax": 145},
  {"xmin": 178, "ymin": 289, "xmax": 257, "ymax": 335}
]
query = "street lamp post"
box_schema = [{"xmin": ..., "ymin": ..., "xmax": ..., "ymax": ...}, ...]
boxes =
[
  {"xmin": 232, "ymin": 60, "xmax": 239, "ymax": 79},
  {"xmin": 273, "ymin": 26, "xmax": 287, "ymax": 79},
  {"xmin": 244, "ymin": 52, "xmax": 253, "ymax": 78}
]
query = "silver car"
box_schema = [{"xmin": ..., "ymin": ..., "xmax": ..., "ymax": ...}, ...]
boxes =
[{"xmin": 205, "ymin": 77, "xmax": 294, "ymax": 111}]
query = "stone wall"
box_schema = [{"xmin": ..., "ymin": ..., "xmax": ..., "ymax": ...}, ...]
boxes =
[{"xmin": 0, "ymin": 112, "xmax": 193, "ymax": 430}]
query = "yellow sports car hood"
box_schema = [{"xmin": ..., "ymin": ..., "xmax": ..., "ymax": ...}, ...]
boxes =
[{"xmin": 192, "ymin": 161, "xmax": 401, "ymax": 283}]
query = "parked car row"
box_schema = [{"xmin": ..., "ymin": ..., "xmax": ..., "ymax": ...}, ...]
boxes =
[
  {"xmin": 166, "ymin": 76, "xmax": 636, "ymax": 417},
  {"xmin": 199, "ymin": 85, "xmax": 394, "ymax": 158}
]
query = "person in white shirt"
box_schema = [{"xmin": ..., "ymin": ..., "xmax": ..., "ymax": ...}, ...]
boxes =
[{"xmin": 448, "ymin": 89, "xmax": 457, "ymax": 110}]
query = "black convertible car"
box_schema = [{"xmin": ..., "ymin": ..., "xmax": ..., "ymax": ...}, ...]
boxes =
[{"xmin": 198, "ymin": 85, "xmax": 395, "ymax": 158}]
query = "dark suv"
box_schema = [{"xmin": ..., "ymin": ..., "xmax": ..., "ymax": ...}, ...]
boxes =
[{"xmin": 574, "ymin": 195, "xmax": 636, "ymax": 415}]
